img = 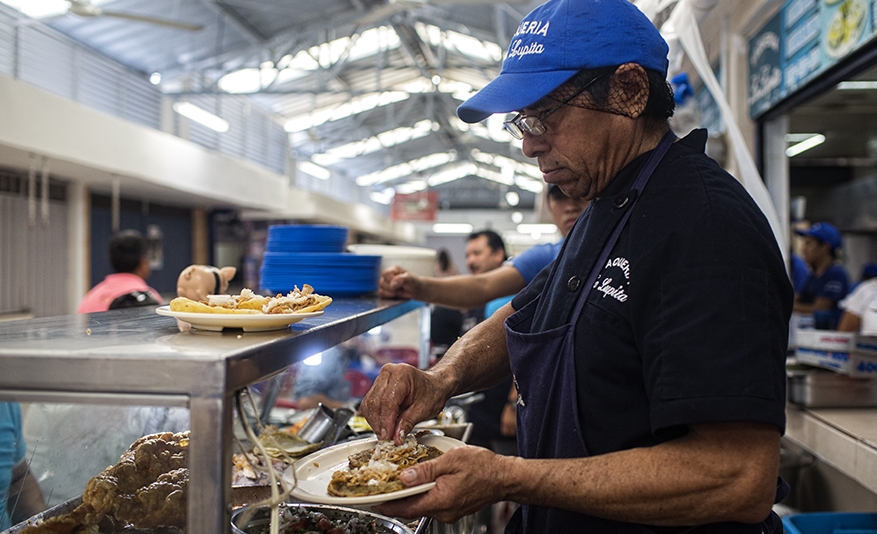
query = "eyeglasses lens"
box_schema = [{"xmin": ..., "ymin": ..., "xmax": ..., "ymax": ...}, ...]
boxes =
[{"xmin": 503, "ymin": 114, "xmax": 546, "ymax": 140}]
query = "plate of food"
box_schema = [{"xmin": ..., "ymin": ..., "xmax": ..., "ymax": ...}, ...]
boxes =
[
  {"xmin": 289, "ymin": 433, "xmax": 465, "ymax": 506},
  {"xmin": 156, "ymin": 286, "xmax": 331, "ymax": 332},
  {"xmin": 156, "ymin": 306, "xmax": 323, "ymax": 332}
]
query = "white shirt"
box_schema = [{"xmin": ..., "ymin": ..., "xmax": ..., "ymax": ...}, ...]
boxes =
[{"xmin": 840, "ymin": 279, "xmax": 877, "ymax": 335}]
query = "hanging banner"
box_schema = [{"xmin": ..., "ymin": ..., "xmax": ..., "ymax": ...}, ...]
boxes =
[{"xmin": 390, "ymin": 191, "xmax": 438, "ymax": 221}]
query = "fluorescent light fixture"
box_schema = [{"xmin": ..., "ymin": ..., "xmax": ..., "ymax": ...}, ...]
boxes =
[
  {"xmin": 475, "ymin": 165, "xmax": 513, "ymax": 185},
  {"xmin": 356, "ymin": 151, "xmax": 454, "ymax": 186},
  {"xmin": 303, "ymin": 353, "xmax": 322, "ymax": 366},
  {"xmin": 312, "ymin": 120, "xmax": 433, "ymax": 166},
  {"xmin": 369, "ymin": 189, "xmax": 395, "ymax": 205},
  {"xmin": 837, "ymin": 81, "xmax": 877, "ymax": 90},
  {"xmin": 785, "ymin": 133, "xmax": 825, "ymax": 157},
  {"xmin": 469, "ymin": 150, "xmax": 541, "ymax": 180},
  {"xmin": 427, "ymin": 162, "xmax": 476, "ymax": 186},
  {"xmin": 415, "ymin": 23, "xmax": 503, "ymax": 62},
  {"xmin": 1, "ymin": 0, "xmax": 70, "ymax": 18},
  {"xmin": 432, "ymin": 223, "xmax": 474, "ymax": 234},
  {"xmin": 517, "ymin": 223, "xmax": 558, "ymax": 234},
  {"xmin": 297, "ymin": 161, "xmax": 331, "ymax": 180},
  {"xmin": 173, "ymin": 102, "xmax": 229, "ymax": 133},
  {"xmin": 395, "ymin": 181, "xmax": 428, "ymax": 194},
  {"xmin": 218, "ymin": 67, "xmax": 278, "ymax": 94},
  {"xmin": 285, "ymin": 91, "xmax": 410, "ymax": 132}
]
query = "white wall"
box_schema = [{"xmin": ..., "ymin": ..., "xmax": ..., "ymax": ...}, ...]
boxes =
[{"xmin": 0, "ymin": 75, "xmax": 289, "ymax": 212}]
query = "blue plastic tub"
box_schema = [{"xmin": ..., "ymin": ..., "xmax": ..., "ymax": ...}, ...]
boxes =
[{"xmin": 782, "ymin": 513, "xmax": 877, "ymax": 534}]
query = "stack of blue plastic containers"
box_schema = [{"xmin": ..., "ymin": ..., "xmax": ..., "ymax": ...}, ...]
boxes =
[
  {"xmin": 259, "ymin": 224, "xmax": 381, "ymax": 298},
  {"xmin": 782, "ymin": 513, "xmax": 877, "ymax": 534}
]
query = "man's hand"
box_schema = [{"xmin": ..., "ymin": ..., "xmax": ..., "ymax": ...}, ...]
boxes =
[
  {"xmin": 360, "ymin": 363, "xmax": 452, "ymax": 443},
  {"xmin": 378, "ymin": 266, "xmax": 421, "ymax": 299},
  {"xmin": 374, "ymin": 446, "xmax": 514, "ymax": 523}
]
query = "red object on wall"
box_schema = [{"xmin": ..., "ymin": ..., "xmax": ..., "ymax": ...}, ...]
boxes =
[{"xmin": 391, "ymin": 191, "xmax": 438, "ymax": 221}]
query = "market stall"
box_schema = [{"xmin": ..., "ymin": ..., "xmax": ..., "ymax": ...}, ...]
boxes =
[{"xmin": 0, "ymin": 299, "xmax": 436, "ymax": 534}]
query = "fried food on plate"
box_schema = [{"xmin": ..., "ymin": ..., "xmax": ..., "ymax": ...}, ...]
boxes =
[
  {"xmin": 263, "ymin": 284, "xmax": 332, "ymax": 315},
  {"xmin": 168, "ymin": 286, "xmax": 332, "ymax": 315},
  {"xmin": 327, "ymin": 435, "xmax": 443, "ymax": 497}
]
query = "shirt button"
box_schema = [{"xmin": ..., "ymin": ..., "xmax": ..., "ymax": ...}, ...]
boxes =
[
  {"xmin": 567, "ymin": 276, "xmax": 581, "ymax": 291},
  {"xmin": 614, "ymin": 194, "xmax": 629, "ymax": 208}
]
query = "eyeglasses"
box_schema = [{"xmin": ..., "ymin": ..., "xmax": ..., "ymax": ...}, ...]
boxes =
[{"xmin": 503, "ymin": 74, "xmax": 605, "ymax": 140}]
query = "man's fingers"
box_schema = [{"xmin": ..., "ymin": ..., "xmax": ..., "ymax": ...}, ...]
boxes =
[{"xmin": 361, "ymin": 371, "xmax": 397, "ymax": 440}]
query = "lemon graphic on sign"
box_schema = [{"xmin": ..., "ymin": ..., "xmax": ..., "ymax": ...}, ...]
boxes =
[{"xmin": 825, "ymin": 0, "xmax": 866, "ymax": 59}]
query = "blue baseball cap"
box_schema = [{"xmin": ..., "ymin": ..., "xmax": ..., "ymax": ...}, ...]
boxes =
[
  {"xmin": 795, "ymin": 222, "xmax": 843, "ymax": 251},
  {"xmin": 456, "ymin": 0, "xmax": 669, "ymax": 124}
]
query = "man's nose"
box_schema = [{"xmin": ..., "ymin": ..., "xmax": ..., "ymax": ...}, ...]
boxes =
[{"xmin": 521, "ymin": 132, "xmax": 547, "ymax": 158}]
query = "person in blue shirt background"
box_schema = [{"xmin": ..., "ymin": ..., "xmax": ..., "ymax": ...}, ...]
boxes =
[
  {"xmin": 790, "ymin": 252, "xmax": 810, "ymax": 294},
  {"xmin": 1, "ymin": 402, "xmax": 44, "ymax": 530},
  {"xmin": 793, "ymin": 222, "xmax": 850, "ymax": 329},
  {"xmin": 378, "ymin": 184, "xmax": 588, "ymax": 308}
]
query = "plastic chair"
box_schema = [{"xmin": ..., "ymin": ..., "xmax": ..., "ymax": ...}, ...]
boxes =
[
  {"xmin": 374, "ymin": 347, "xmax": 419, "ymax": 367},
  {"xmin": 344, "ymin": 369, "xmax": 373, "ymax": 398}
]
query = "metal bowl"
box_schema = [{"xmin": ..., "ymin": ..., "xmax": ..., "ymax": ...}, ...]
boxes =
[{"xmin": 230, "ymin": 502, "xmax": 414, "ymax": 534}]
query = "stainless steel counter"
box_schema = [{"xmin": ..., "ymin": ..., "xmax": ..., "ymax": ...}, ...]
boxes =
[{"xmin": 0, "ymin": 298, "xmax": 423, "ymax": 534}]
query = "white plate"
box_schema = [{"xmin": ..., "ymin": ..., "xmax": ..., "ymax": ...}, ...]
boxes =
[
  {"xmin": 155, "ymin": 305, "xmax": 323, "ymax": 332},
  {"xmin": 289, "ymin": 434, "xmax": 465, "ymax": 507}
]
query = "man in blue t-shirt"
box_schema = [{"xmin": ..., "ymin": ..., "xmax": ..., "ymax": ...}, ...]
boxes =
[
  {"xmin": 378, "ymin": 184, "xmax": 588, "ymax": 309},
  {"xmin": 794, "ymin": 222, "xmax": 850, "ymax": 329}
]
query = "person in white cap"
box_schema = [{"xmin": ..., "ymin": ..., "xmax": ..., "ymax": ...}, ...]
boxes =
[{"xmin": 361, "ymin": 0, "xmax": 792, "ymax": 532}]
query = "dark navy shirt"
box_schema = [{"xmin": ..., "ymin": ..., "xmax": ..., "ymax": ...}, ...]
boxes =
[
  {"xmin": 512, "ymin": 129, "xmax": 793, "ymax": 457},
  {"xmin": 798, "ymin": 263, "xmax": 849, "ymax": 328}
]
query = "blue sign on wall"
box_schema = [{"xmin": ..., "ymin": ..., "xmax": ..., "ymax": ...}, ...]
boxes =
[
  {"xmin": 749, "ymin": 0, "xmax": 877, "ymax": 118},
  {"xmin": 749, "ymin": 11, "xmax": 784, "ymax": 117}
]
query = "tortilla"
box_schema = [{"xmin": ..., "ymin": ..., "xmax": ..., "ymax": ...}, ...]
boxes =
[
  {"xmin": 327, "ymin": 436, "xmax": 443, "ymax": 497},
  {"xmin": 169, "ymin": 297, "xmax": 260, "ymax": 314}
]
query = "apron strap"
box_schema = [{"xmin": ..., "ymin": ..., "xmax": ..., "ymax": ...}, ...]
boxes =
[{"xmin": 569, "ymin": 129, "xmax": 677, "ymax": 325}]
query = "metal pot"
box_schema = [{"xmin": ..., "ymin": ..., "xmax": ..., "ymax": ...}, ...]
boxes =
[{"xmin": 231, "ymin": 502, "xmax": 414, "ymax": 534}]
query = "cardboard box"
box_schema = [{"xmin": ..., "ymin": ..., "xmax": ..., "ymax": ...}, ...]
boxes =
[
  {"xmin": 795, "ymin": 330, "xmax": 877, "ymax": 377},
  {"xmin": 849, "ymin": 335, "xmax": 877, "ymax": 378},
  {"xmin": 795, "ymin": 330, "xmax": 856, "ymax": 352},
  {"xmin": 795, "ymin": 346, "xmax": 852, "ymax": 373},
  {"xmin": 795, "ymin": 330, "xmax": 854, "ymax": 374}
]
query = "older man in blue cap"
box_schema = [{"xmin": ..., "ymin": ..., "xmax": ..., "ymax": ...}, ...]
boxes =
[
  {"xmin": 794, "ymin": 222, "xmax": 849, "ymax": 329},
  {"xmin": 360, "ymin": 0, "xmax": 792, "ymax": 532}
]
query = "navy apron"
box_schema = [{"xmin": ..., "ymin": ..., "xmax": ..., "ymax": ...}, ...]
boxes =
[{"xmin": 502, "ymin": 130, "xmax": 788, "ymax": 533}]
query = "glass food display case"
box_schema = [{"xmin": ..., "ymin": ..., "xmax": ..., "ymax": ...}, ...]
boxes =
[{"xmin": 0, "ymin": 298, "xmax": 423, "ymax": 534}]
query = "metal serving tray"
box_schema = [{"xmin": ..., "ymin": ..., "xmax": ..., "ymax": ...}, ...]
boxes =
[
  {"xmin": 231, "ymin": 503, "xmax": 414, "ymax": 534},
  {"xmin": 787, "ymin": 367, "xmax": 877, "ymax": 408}
]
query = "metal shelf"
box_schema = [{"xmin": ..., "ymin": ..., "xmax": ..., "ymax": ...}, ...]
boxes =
[{"xmin": 0, "ymin": 298, "xmax": 423, "ymax": 534}]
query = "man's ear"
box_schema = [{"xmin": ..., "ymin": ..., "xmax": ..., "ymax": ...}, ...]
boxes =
[{"xmin": 608, "ymin": 63, "xmax": 649, "ymax": 119}]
